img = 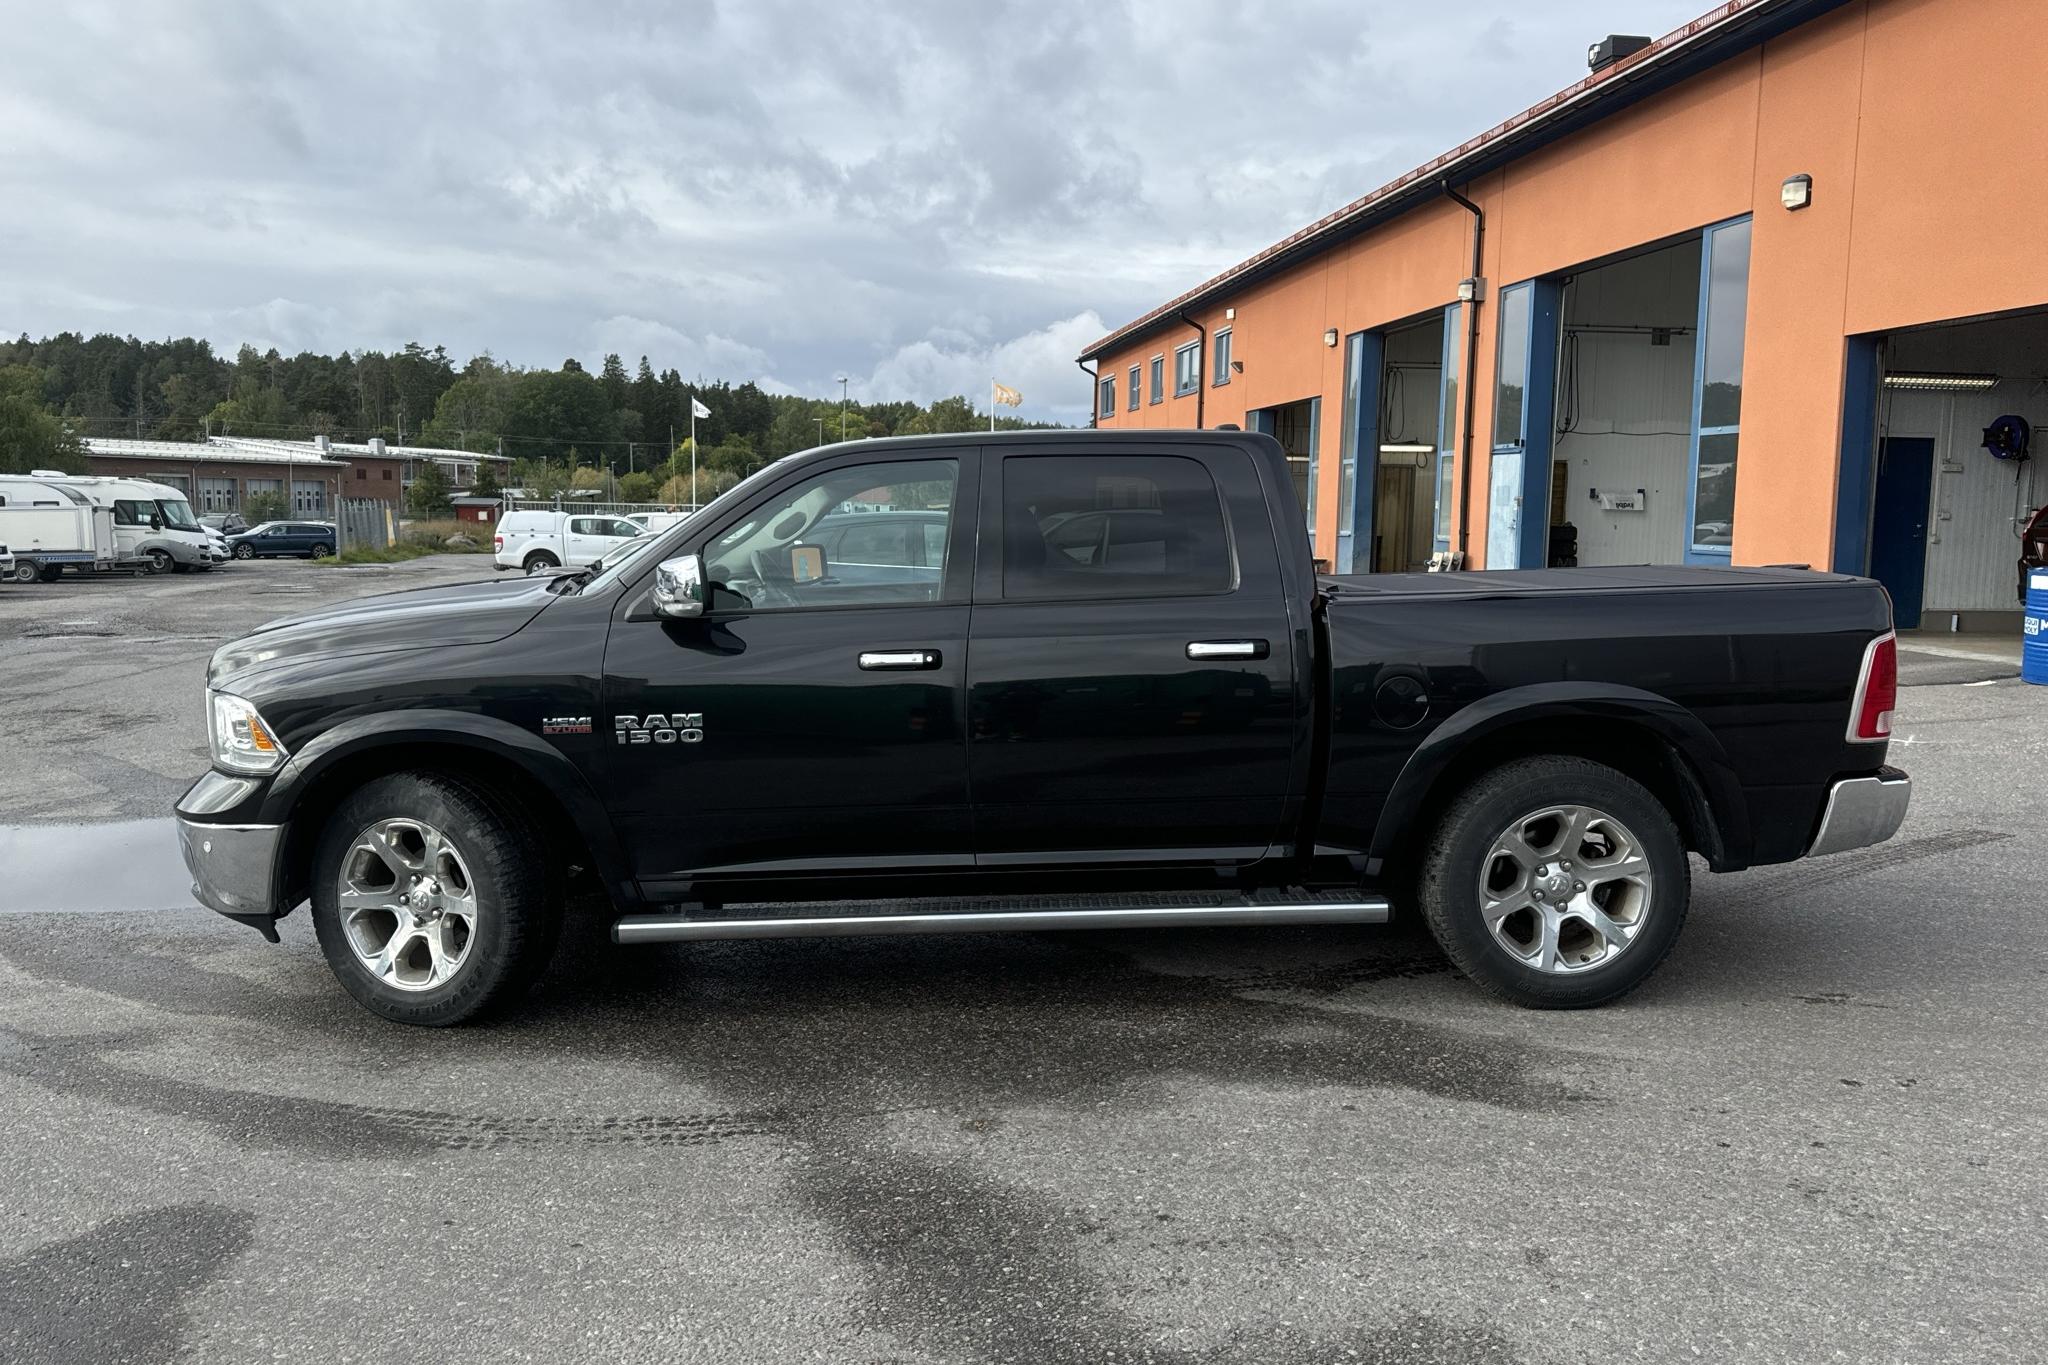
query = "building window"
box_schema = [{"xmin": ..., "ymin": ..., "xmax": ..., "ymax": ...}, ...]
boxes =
[
  {"xmin": 355, "ymin": 467, "xmax": 366, "ymax": 480},
  {"xmin": 1493, "ymin": 283, "xmax": 1532, "ymax": 449},
  {"xmin": 198, "ymin": 477, "xmax": 237, "ymax": 513},
  {"xmin": 1174, "ymin": 341, "xmax": 1200, "ymax": 396},
  {"xmin": 1127, "ymin": 365, "xmax": 1140, "ymax": 411},
  {"xmin": 1689, "ymin": 217, "xmax": 1751, "ymax": 558},
  {"xmin": 1099, "ymin": 376, "xmax": 1116, "ymax": 418},
  {"xmin": 293, "ymin": 480, "xmax": 326, "ymax": 515},
  {"xmin": 1148, "ymin": 356, "xmax": 1164, "ymax": 405},
  {"xmin": 1434, "ymin": 302, "xmax": 1463, "ymax": 552},
  {"xmin": 383, "ymin": 468, "xmax": 393, "ymax": 480},
  {"xmin": 1212, "ymin": 328, "xmax": 1232, "ymax": 386}
]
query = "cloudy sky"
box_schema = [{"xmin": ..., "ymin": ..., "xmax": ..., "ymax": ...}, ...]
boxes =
[{"xmin": 0, "ymin": 0, "xmax": 1706, "ymax": 421}]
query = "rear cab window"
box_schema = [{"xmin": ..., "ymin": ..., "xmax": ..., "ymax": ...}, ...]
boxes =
[{"xmin": 995, "ymin": 455, "xmax": 1234, "ymax": 601}]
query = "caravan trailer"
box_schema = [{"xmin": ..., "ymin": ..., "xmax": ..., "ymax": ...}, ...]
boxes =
[{"xmin": 0, "ymin": 472, "xmax": 214, "ymax": 574}]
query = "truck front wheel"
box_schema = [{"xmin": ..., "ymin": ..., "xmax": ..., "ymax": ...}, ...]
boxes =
[
  {"xmin": 1417, "ymin": 755, "xmax": 1689, "ymax": 1009},
  {"xmin": 309, "ymin": 771, "xmax": 563, "ymax": 1026}
]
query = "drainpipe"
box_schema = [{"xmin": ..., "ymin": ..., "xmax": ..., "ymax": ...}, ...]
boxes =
[
  {"xmin": 1443, "ymin": 179, "xmax": 1483, "ymax": 560},
  {"xmin": 1075, "ymin": 358, "xmax": 1098, "ymax": 427},
  {"xmin": 1177, "ymin": 310, "xmax": 1207, "ymax": 429}
]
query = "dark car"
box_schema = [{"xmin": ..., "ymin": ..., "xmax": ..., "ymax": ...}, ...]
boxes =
[
  {"xmin": 201, "ymin": 512, "xmax": 250, "ymax": 535},
  {"xmin": 175, "ymin": 430, "xmax": 1908, "ymax": 1026},
  {"xmin": 227, "ymin": 521, "xmax": 336, "ymax": 560}
]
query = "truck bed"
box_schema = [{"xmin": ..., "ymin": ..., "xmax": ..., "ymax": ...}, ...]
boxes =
[{"xmin": 1318, "ymin": 564, "xmax": 1854, "ymax": 597}]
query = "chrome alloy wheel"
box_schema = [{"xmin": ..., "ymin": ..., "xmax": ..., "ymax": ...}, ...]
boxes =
[
  {"xmin": 337, "ymin": 818, "xmax": 480, "ymax": 991},
  {"xmin": 1479, "ymin": 803, "xmax": 1653, "ymax": 974}
]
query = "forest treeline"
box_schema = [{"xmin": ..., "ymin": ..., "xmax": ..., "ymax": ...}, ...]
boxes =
[{"xmin": 0, "ymin": 332, "xmax": 1062, "ymax": 498}]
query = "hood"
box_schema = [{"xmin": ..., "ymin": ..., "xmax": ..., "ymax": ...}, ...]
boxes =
[{"xmin": 209, "ymin": 574, "xmax": 556, "ymax": 687}]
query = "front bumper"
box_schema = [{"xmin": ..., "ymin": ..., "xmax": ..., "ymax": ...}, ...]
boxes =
[
  {"xmin": 1806, "ymin": 767, "xmax": 1911, "ymax": 858},
  {"xmin": 177, "ymin": 816, "xmax": 284, "ymax": 920}
]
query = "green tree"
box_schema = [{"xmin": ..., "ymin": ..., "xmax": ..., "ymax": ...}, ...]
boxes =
[
  {"xmin": 422, "ymin": 375, "xmax": 504, "ymax": 451},
  {"xmin": 405, "ymin": 460, "xmax": 453, "ymax": 518},
  {"xmin": 569, "ymin": 464, "xmax": 608, "ymax": 492},
  {"xmin": 618, "ymin": 470, "xmax": 657, "ymax": 503},
  {"xmin": 470, "ymin": 460, "xmax": 502, "ymax": 498},
  {"xmin": 244, "ymin": 490, "xmax": 288, "ymax": 523},
  {"xmin": 0, "ymin": 365, "xmax": 87, "ymax": 474},
  {"xmin": 500, "ymin": 368, "xmax": 622, "ymax": 461},
  {"xmin": 509, "ymin": 456, "xmax": 568, "ymax": 501}
]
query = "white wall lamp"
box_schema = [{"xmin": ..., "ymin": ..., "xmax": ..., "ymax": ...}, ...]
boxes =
[
  {"xmin": 1780, "ymin": 173, "xmax": 1813, "ymax": 211},
  {"xmin": 1323, "ymin": 328, "xmax": 1340, "ymax": 347}
]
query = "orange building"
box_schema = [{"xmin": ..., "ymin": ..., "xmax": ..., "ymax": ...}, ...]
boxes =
[{"xmin": 1080, "ymin": 0, "xmax": 2047, "ymax": 631}]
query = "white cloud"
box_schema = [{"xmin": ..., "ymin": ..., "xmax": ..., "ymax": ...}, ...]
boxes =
[{"xmin": 0, "ymin": 0, "xmax": 1711, "ymax": 423}]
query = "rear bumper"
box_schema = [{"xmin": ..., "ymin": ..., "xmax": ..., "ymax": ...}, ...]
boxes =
[
  {"xmin": 1806, "ymin": 767, "xmax": 1911, "ymax": 858},
  {"xmin": 176, "ymin": 815, "xmax": 283, "ymax": 920}
]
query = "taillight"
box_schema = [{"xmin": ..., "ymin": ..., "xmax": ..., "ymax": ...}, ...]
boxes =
[
  {"xmin": 493, "ymin": 535, "xmax": 503, "ymax": 550},
  {"xmin": 1848, "ymin": 631, "xmax": 1896, "ymax": 742}
]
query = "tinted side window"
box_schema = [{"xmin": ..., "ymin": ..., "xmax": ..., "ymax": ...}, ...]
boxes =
[
  {"xmin": 1000, "ymin": 456, "xmax": 1231, "ymax": 601},
  {"xmin": 706, "ymin": 459, "xmax": 959, "ymax": 611},
  {"xmin": 569, "ymin": 517, "xmax": 599, "ymax": 535}
]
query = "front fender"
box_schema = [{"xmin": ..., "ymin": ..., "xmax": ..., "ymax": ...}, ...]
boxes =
[
  {"xmin": 257, "ymin": 708, "xmax": 637, "ymax": 908},
  {"xmin": 1365, "ymin": 682, "xmax": 1752, "ymax": 871}
]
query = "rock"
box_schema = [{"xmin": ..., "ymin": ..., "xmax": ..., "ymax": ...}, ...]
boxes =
[{"xmin": 442, "ymin": 533, "xmax": 478, "ymax": 549}]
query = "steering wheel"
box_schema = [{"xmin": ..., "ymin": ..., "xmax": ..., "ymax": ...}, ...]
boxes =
[{"xmin": 745, "ymin": 550, "xmax": 802, "ymax": 608}]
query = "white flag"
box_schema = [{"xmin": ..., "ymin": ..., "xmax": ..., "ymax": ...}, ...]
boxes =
[{"xmin": 690, "ymin": 398, "xmax": 711, "ymax": 419}]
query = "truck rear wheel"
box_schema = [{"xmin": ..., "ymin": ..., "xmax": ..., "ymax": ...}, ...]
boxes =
[
  {"xmin": 523, "ymin": 551, "xmax": 560, "ymax": 575},
  {"xmin": 309, "ymin": 771, "xmax": 563, "ymax": 1026},
  {"xmin": 1417, "ymin": 755, "xmax": 1688, "ymax": 1009}
]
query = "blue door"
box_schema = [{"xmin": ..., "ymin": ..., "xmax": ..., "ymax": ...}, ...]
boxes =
[{"xmin": 1869, "ymin": 437, "xmax": 1934, "ymax": 629}]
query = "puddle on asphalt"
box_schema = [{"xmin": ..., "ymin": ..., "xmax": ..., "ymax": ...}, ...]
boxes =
[{"xmin": 0, "ymin": 818, "xmax": 197, "ymax": 913}]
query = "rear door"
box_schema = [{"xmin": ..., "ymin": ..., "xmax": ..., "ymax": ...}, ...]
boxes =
[
  {"xmin": 966, "ymin": 443, "xmax": 1303, "ymax": 867},
  {"xmin": 602, "ymin": 448, "xmax": 980, "ymax": 888}
]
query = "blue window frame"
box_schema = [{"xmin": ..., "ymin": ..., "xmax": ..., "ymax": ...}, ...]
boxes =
[
  {"xmin": 1127, "ymin": 365, "xmax": 1140, "ymax": 412},
  {"xmin": 1434, "ymin": 302, "xmax": 1464, "ymax": 553},
  {"xmin": 1149, "ymin": 356, "xmax": 1164, "ymax": 404},
  {"xmin": 1338, "ymin": 329, "xmax": 1383, "ymax": 574},
  {"xmin": 1686, "ymin": 215, "xmax": 1752, "ymax": 562},
  {"xmin": 1212, "ymin": 328, "xmax": 1233, "ymax": 386},
  {"xmin": 1487, "ymin": 279, "xmax": 1561, "ymax": 569},
  {"xmin": 1099, "ymin": 375, "xmax": 1116, "ymax": 418},
  {"xmin": 1174, "ymin": 341, "xmax": 1201, "ymax": 396}
]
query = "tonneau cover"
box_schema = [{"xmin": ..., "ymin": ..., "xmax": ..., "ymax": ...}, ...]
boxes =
[{"xmin": 1319, "ymin": 564, "xmax": 1858, "ymax": 598}]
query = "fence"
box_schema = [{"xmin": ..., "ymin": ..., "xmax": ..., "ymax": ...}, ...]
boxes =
[
  {"xmin": 336, "ymin": 498, "xmax": 394, "ymax": 552},
  {"xmin": 502, "ymin": 498, "xmax": 702, "ymax": 518}
]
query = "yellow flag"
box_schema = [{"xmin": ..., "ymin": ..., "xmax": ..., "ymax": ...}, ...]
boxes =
[{"xmin": 991, "ymin": 381, "xmax": 1023, "ymax": 407}]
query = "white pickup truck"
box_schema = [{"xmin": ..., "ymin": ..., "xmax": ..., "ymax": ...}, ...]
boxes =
[{"xmin": 493, "ymin": 510, "xmax": 644, "ymax": 575}]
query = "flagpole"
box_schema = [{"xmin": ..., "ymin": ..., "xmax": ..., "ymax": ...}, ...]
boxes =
[
  {"xmin": 689, "ymin": 407, "xmax": 698, "ymax": 509},
  {"xmin": 990, "ymin": 379, "xmax": 996, "ymax": 433}
]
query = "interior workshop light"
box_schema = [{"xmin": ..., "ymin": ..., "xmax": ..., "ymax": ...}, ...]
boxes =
[{"xmin": 1881, "ymin": 372, "xmax": 1999, "ymax": 392}]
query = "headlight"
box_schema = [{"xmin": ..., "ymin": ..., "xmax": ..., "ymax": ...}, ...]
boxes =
[{"xmin": 208, "ymin": 690, "xmax": 288, "ymax": 773}]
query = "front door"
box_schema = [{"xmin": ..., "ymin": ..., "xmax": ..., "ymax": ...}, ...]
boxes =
[
  {"xmin": 601, "ymin": 451, "xmax": 979, "ymax": 891},
  {"xmin": 966, "ymin": 446, "xmax": 1301, "ymax": 866},
  {"xmin": 1870, "ymin": 437, "xmax": 1935, "ymax": 629}
]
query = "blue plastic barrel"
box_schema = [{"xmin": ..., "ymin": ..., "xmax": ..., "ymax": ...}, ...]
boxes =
[{"xmin": 2026, "ymin": 569, "xmax": 2048, "ymax": 685}]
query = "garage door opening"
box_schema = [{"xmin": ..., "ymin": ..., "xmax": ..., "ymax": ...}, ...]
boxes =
[
  {"xmin": 1373, "ymin": 317, "xmax": 1447, "ymax": 573},
  {"xmin": 1550, "ymin": 236, "xmax": 1703, "ymax": 567},
  {"xmin": 1864, "ymin": 305, "xmax": 2048, "ymax": 633}
]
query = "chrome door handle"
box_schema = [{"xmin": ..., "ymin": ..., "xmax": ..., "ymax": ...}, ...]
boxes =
[
  {"xmin": 859, "ymin": 649, "xmax": 942, "ymax": 670},
  {"xmin": 1186, "ymin": 640, "xmax": 1268, "ymax": 660}
]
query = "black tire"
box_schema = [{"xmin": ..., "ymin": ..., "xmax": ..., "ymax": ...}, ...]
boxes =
[
  {"xmin": 523, "ymin": 552, "xmax": 560, "ymax": 575},
  {"xmin": 233, "ymin": 542, "xmax": 255, "ymax": 559},
  {"xmin": 12, "ymin": 561, "xmax": 40, "ymax": 584},
  {"xmin": 37, "ymin": 564, "xmax": 62, "ymax": 583},
  {"xmin": 1416, "ymin": 755, "xmax": 1689, "ymax": 1009},
  {"xmin": 145, "ymin": 549, "xmax": 174, "ymax": 574},
  {"xmin": 310, "ymin": 543, "xmax": 332, "ymax": 559},
  {"xmin": 310, "ymin": 771, "xmax": 563, "ymax": 1026}
]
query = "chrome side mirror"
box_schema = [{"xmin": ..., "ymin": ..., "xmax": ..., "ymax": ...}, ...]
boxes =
[{"xmin": 653, "ymin": 554, "xmax": 705, "ymax": 619}]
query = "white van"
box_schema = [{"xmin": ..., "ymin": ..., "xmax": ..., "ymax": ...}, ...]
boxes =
[
  {"xmin": 1, "ymin": 472, "xmax": 215, "ymax": 573},
  {"xmin": 494, "ymin": 510, "xmax": 643, "ymax": 574}
]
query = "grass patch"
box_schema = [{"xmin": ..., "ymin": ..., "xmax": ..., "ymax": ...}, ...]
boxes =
[{"xmin": 319, "ymin": 517, "xmax": 493, "ymax": 565}]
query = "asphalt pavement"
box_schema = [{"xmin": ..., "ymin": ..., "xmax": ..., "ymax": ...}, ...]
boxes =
[{"xmin": 0, "ymin": 559, "xmax": 2043, "ymax": 1364}]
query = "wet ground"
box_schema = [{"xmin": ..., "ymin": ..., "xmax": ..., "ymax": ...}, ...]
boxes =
[{"xmin": 1, "ymin": 560, "xmax": 2044, "ymax": 1362}]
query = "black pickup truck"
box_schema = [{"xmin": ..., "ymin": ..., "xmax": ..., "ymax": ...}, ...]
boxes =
[{"xmin": 176, "ymin": 430, "xmax": 1909, "ymax": 1025}]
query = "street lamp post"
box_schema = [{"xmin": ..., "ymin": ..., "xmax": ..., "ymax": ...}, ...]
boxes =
[
  {"xmin": 837, "ymin": 376, "xmax": 849, "ymax": 442},
  {"xmin": 813, "ymin": 417, "xmax": 824, "ymax": 448}
]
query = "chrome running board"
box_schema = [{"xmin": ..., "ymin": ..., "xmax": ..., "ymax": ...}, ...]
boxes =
[{"xmin": 613, "ymin": 890, "xmax": 1389, "ymax": 945}]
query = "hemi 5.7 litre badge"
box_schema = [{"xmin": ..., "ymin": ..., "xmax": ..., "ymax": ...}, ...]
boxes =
[
  {"xmin": 615, "ymin": 713, "xmax": 705, "ymax": 745},
  {"xmin": 541, "ymin": 716, "xmax": 592, "ymax": 736}
]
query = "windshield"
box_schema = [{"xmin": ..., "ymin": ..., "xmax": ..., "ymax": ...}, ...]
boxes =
[{"xmin": 156, "ymin": 498, "xmax": 201, "ymax": 531}]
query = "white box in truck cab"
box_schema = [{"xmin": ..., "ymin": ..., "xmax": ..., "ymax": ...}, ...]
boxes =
[{"xmin": 494, "ymin": 510, "xmax": 644, "ymax": 574}]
